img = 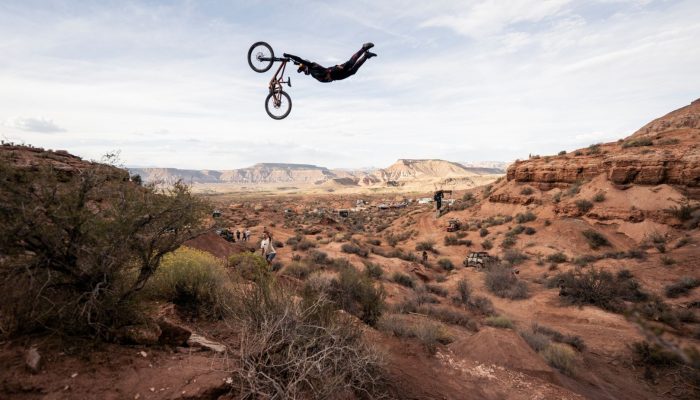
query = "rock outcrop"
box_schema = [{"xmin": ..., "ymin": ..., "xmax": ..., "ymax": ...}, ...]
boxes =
[{"xmin": 507, "ymin": 100, "xmax": 700, "ymax": 188}]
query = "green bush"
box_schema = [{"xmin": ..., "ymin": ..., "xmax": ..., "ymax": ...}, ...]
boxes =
[
  {"xmin": 532, "ymin": 323, "xmax": 585, "ymax": 352},
  {"xmin": 542, "ymin": 343, "xmax": 576, "ymax": 375},
  {"xmin": 229, "ymin": 252, "xmax": 270, "ymax": 283},
  {"xmin": 520, "ymin": 187, "xmax": 534, "ymax": 195},
  {"xmin": 551, "ymin": 268, "xmax": 647, "ymax": 312},
  {"xmin": 418, "ymin": 305, "xmax": 478, "ymax": 331},
  {"xmin": 622, "ymin": 138, "xmax": 653, "ymax": 148},
  {"xmin": 426, "ymin": 283, "xmax": 448, "ymax": 297},
  {"xmin": 485, "ymin": 315, "xmax": 513, "ymax": 329},
  {"xmin": 524, "ymin": 227, "xmax": 536, "ymax": 235},
  {"xmin": 341, "ymin": 243, "xmax": 369, "ymax": 257},
  {"xmin": 481, "ymin": 239, "xmax": 493, "ymax": 250},
  {"xmin": 328, "ymin": 267, "xmax": 385, "ymax": 326},
  {"xmin": 283, "ymin": 262, "xmax": 313, "ymax": 280},
  {"xmin": 515, "ymin": 211, "xmax": 537, "ymax": 223},
  {"xmin": 485, "ymin": 265, "xmax": 529, "ymax": 300},
  {"xmin": 546, "ymin": 252, "xmax": 567, "ymax": 264},
  {"xmin": 558, "ymin": 150, "xmax": 567, "ymax": 156},
  {"xmin": 575, "ymin": 199, "xmax": 593, "ymax": 213},
  {"xmin": 392, "ymin": 272, "xmax": 415, "ymax": 288},
  {"xmin": 593, "ymin": 192, "xmax": 606, "ymax": 202},
  {"xmin": 146, "ymin": 247, "xmax": 233, "ymax": 319},
  {"xmin": 437, "ymin": 258, "xmax": 454, "ymax": 271},
  {"xmin": 0, "ymin": 153, "xmax": 208, "ymax": 338},
  {"xmin": 364, "ymin": 262, "xmax": 384, "ymax": 279},
  {"xmin": 582, "ymin": 229, "xmax": 610, "ymax": 249},
  {"xmin": 378, "ymin": 314, "xmax": 452, "ymax": 354},
  {"xmin": 415, "ymin": 240, "xmax": 437, "ymax": 252},
  {"xmin": 521, "ymin": 330, "xmax": 550, "ymax": 352},
  {"xmin": 307, "ymin": 250, "xmax": 330, "ymax": 265},
  {"xmin": 455, "ymin": 279, "xmax": 471, "ymax": 305},
  {"xmin": 665, "ymin": 277, "xmax": 700, "ymax": 298},
  {"xmin": 503, "ymin": 249, "xmax": 528, "ymax": 266},
  {"xmin": 501, "ymin": 235, "xmax": 517, "ymax": 249}
]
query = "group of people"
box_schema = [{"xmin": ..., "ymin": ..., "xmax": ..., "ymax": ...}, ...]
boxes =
[{"xmin": 229, "ymin": 228, "xmax": 251, "ymax": 242}]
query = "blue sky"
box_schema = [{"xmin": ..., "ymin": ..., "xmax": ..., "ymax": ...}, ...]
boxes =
[{"xmin": 1, "ymin": 0, "xmax": 698, "ymax": 169}]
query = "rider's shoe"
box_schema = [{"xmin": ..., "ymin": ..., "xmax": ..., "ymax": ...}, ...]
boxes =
[
  {"xmin": 365, "ymin": 51, "xmax": 377, "ymax": 59},
  {"xmin": 362, "ymin": 42, "xmax": 375, "ymax": 50}
]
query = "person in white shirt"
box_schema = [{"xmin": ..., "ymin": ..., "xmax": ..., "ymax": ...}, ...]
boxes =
[{"xmin": 260, "ymin": 232, "xmax": 276, "ymax": 265}]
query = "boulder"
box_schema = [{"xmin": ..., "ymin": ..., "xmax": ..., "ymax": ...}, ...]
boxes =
[
  {"xmin": 25, "ymin": 346, "xmax": 41, "ymax": 374},
  {"xmin": 157, "ymin": 317, "xmax": 192, "ymax": 347},
  {"xmin": 187, "ymin": 333, "xmax": 226, "ymax": 353},
  {"xmin": 115, "ymin": 323, "xmax": 161, "ymax": 345}
]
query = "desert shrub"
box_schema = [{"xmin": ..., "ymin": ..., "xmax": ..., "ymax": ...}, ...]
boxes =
[
  {"xmin": 385, "ymin": 230, "xmax": 413, "ymax": 247},
  {"xmin": 593, "ymin": 192, "xmax": 606, "ymax": 202},
  {"xmin": 587, "ymin": 143, "xmax": 602, "ymax": 154},
  {"xmin": 469, "ymin": 296, "xmax": 495, "ymax": 316},
  {"xmin": 415, "ymin": 240, "xmax": 436, "ymax": 253},
  {"xmin": 485, "ymin": 315, "xmax": 513, "ymax": 329},
  {"xmin": 501, "ymin": 235, "xmax": 517, "ymax": 249},
  {"xmin": 566, "ymin": 182, "xmax": 581, "ymax": 196},
  {"xmin": 327, "ymin": 267, "xmax": 385, "ymax": 326},
  {"xmin": 582, "ymin": 229, "xmax": 610, "ymax": 249},
  {"xmin": 520, "ymin": 186, "xmax": 534, "ymax": 195},
  {"xmin": 546, "ymin": 252, "xmax": 568, "ymax": 264},
  {"xmin": 632, "ymin": 341, "xmax": 684, "ymax": 368},
  {"xmin": 667, "ymin": 203, "xmax": 694, "ymax": 221},
  {"xmin": 658, "ymin": 138, "xmax": 680, "ymax": 145},
  {"xmin": 575, "ymin": 199, "xmax": 593, "ymax": 213},
  {"xmin": 503, "ymin": 249, "xmax": 528, "ymax": 266},
  {"xmin": 426, "ymin": 284, "xmax": 448, "ymax": 297},
  {"xmin": 378, "ymin": 314, "xmax": 452, "ymax": 354},
  {"xmin": 0, "ymin": 156, "xmax": 208, "ymax": 338},
  {"xmin": 307, "ymin": 250, "xmax": 330, "ymax": 265},
  {"xmin": 661, "ymin": 256, "xmax": 676, "ymax": 266},
  {"xmin": 482, "ymin": 185, "xmax": 493, "ymax": 198},
  {"xmin": 532, "ymin": 323, "xmax": 586, "ymax": 352},
  {"xmin": 444, "ymin": 234, "xmax": 471, "ymax": 246},
  {"xmin": 283, "ymin": 262, "xmax": 313, "ymax": 280},
  {"xmin": 675, "ymin": 237, "xmax": 692, "ymax": 249},
  {"xmin": 294, "ymin": 238, "xmax": 317, "ymax": 251},
  {"xmin": 273, "ymin": 240, "xmax": 284, "ymax": 248},
  {"xmin": 558, "ymin": 150, "xmax": 567, "ymax": 156},
  {"xmin": 234, "ymin": 281, "xmax": 386, "ymax": 399},
  {"xmin": 366, "ymin": 238, "xmax": 381, "ymax": 246},
  {"xmin": 285, "ymin": 234, "xmax": 303, "ymax": 246},
  {"xmin": 341, "ymin": 243, "xmax": 369, "ymax": 257},
  {"xmin": 455, "ymin": 279, "xmax": 471, "ymax": 305},
  {"xmin": 146, "ymin": 247, "xmax": 233, "ymax": 319},
  {"xmin": 485, "ymin": 265, "xmax": 529, "ymax": 300},
  {"xmin": 552, "ymin": 268, "xmax": 647, "ymax": 312},
  {"xmin": 524, "ymin": 227, "xmax": 536, "ymax": 235},
  {"xmin": 482, "ymin": 239, "xmax": 493, "ymax": 250},
  {"xmin": 418, "ymin": 305, "xmax": 478, "ymax": 331},
  {"xmin": 229, "ymin": 252, "xmax": 271, "ymax": 283},
  {"xmin": 622, "ymin": 138, "xmax": 653, "ymax": 148},
  {"xmin": 479, "ymin": 228, "xmax": 489, "ymax": 237},
  {"xmin": 392, "ymin": 272, "xmax": 415, "ymax": 288},
  {"xmin": 364, "ymin": 262, "xmax": 384, "ymax": 279},
  {"xmin": 521, "ymin": 330, "xmax": 551, "ymax": 352},
  {"xmin": 511, "ymin": 225, "xmax": 525, "ymax": 235},
  {"xmin": 542, "ymin": 343, "xmax": 576, "ymax": 375},
  {"xmin": 437, "ymin": 258, "xmax": 454, "ymax": 271},
  {"xmin": 515, "ymin": 211, "xmax": 537, "ymax": 224},
  {"xmin": 665, "ymin": 277, "xmax": 700, "ymax": 298}
]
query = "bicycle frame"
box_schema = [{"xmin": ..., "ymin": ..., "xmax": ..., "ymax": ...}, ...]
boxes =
[{"xmin": 267, "ymin": 57, "xmax": 291, "ymax": 106}]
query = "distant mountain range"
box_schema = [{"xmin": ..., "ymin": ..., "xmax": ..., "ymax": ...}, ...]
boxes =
[{"xmin": 128, "ymin": 159, "xmax": 508, "ymax": 189}]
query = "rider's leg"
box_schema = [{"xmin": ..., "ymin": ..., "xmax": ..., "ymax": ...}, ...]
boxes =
[
  {"xmin": 339, "ymin": 48, "xmax": 366, "ymax": 70},
  {"xmin": 344, "ymin": 53, "xmax": 369, "ymax": 76}
]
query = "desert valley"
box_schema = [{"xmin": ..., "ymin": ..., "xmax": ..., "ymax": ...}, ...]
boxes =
[{"xmin": 1, "ymin": 99, "xmax": 699, "ymax": 399}]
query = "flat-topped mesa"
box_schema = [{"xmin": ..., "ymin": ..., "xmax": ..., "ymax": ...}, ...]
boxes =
[{"xmin": 507, "ymin": 100, "xmax": 700, "ymax": 188}]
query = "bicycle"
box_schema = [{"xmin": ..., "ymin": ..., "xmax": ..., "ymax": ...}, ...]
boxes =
[{"xmin": 247, "ymin": 41, "xmax": 298, "ymax": 120}]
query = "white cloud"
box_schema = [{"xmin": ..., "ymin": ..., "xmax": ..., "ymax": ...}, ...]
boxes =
[{"xmin": 5, "ymin": 117, "xmax": 65, "ymax": 133}]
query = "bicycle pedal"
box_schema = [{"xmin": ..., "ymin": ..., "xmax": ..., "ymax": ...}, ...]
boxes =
[{"xmin": 287, "ymin": 78, "xmax": 292, "ymax": 87}]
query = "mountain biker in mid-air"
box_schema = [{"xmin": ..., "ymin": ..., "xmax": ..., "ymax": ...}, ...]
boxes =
[{"xmin": 285, "ymin": 43, "xmax": 377, "ymax": 83}]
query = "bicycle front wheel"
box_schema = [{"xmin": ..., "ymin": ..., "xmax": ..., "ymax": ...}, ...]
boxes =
[
  {"xmin": 248, "ymin": 42, "xmax": 274, "ymax": 73},
  {"xmin": 265, "ymin": 91, "xmax": 292, "ymax": 120}
]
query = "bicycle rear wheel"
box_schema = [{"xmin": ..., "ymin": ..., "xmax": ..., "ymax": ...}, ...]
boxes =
[
  {"xmin": 248, "ymin": 42, "xmax": 274, "ymax": 73},
  {"xmin": 265, "ymin": 91, "xmax": 292, "ymax": 120}
]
